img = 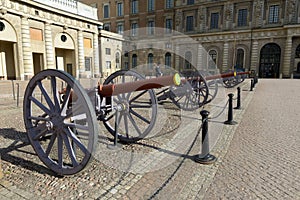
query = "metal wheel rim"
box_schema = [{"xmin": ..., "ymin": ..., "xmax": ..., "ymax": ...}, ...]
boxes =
[{"xmin": 102, "ymin": 70, "xmax": 157, "ymax": 142}]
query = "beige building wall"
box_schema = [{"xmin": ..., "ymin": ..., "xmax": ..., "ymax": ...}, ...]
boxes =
[
  {"xmin": 81, "ymin": 0, "xmax": 300, "ymax": 79},
  {"xmin": 0, "ymin": 0, "xmax": 102, "ymax": 80}
]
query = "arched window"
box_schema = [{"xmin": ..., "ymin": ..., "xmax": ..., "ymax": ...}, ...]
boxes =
[
  {"xmin": 132, "ymin": 54, "xmax": 137, "ymax": 68},
  {"xmin": 115, "ymin": 52, "xmax": 120, "ymax": 68},
  {"xmin": 184, "ymin": 51, "xmax": 192, "ymax": 69},
  {"xmin": 208, "ymin": 50, "xmax": 217, "ymax": 69},
  {"xmin": 148, "ymin": 53, "xmax": 154, "ymax": 69},
  {"xmin": 165, "ymin": 52, "xmax": 171, "ymax": 67},
  {"xmin": 236, "ymin": 48, "xmax": 244, "ymax": 69}
]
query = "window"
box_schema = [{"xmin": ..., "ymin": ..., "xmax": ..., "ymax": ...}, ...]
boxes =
[
  {"xmin": 166, "ymin": 0, "xmax": 173, "ymax": 9},
  {"xmin": 237, "ymin": 9, "xmax": 248, "ymax": 27},
  {"xmin": 131, "ymin": 23, "xmax": 138, "ymax": 36},
  {"xmin": 85, "ymin": 57, "xmax": 92, "ymax": 71},
  {"xmin": 236, "ymin": 49, "xmax": 245, "ymax": 69},
  {"xmin": 116, "ymin": 52, "xmax": 120, "ymax": 68},
  {"xmin": 187, "ymin": 0, "xmax": 194, "ymax": 5},
  {"xmin": 209, "ymin": 50, "xmax": 217, "ymax": 69},
  {"xmin": 132, "ymin": 54, "xmax": 137, "ymax": 67},
  {"xmin": 105, "ymin": 48, "xmax": 111, "ymax": 55},
  {"xmin": 117, "ymin": 23, "xmax": 124, "ymax": 34},
  {"xmin": 165, "ymin": 18, "xmax": 172, "ymax": 33},
  {"xmin": 148, "ymin": 53, "xmax": 154, "ymax": 69},
  {"xmin": 117, "ymin": 2, "xmax": 123, "ymax": 17},
  {"xmin": 210, "ymin": 12, "xmax": 219, "ymax": 29},
  {"xmin": 165, "ymin": 52, "xmax": 171, "ymax": 67},
  {"xmin": 269, "ymin": 5, "xmax": 279, "ymax": 24},
  {"xmin": 103, "ymin": 5, "xmax": 109, "ymax": 18},
  {"xmin": 148, "ymin": 20, "xmax": 155, "ymax": 35},
  {"xmin": 103, "ymin": 23, "xmax": 110, "ymax": 31},
  {"xmin": 184, "ymin": 51, "xmax": 192, "ymax": 69},
  {"xmin": 30, "ymin": 28, "xmax": 43, "ymax": 41},
  {"xmin": 131, "ymin": 0, "xmax": 138, "ymax": 14},
  {"xmin": 106, "ymin": 61, "xmax": 111, "ymax": 69},
  {"xmin": 84, "ymin": 38, "xmax": 92, "ymax": 48},
  {"xmin": 148, "ymin": 0, "xmax": 154, "ymax": 12},
  {"xmin": 186, "ymin": 16, "xmax": 194, "ymax": 32}
]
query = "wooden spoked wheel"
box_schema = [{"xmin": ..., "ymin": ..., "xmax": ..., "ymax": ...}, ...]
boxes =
[
  {"xmin": 169, "ymin": 73, "xmax": 209, "ymax": 111},
  {"xmin": 102, "ymin": 70, "xmax": 157, "ymax": 142},
  {"xmin": 23, "ymin": 70, "xmax": 98, "ymax": 175}
]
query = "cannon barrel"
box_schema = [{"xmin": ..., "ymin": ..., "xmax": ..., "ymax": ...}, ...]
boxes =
[
  {"xmin": 99, "ymin": 73, "xmax": 181, "ymax": 97},
  {"xmin": 205, "ymin": 71, "xmax": 250, "ymax": 81}
]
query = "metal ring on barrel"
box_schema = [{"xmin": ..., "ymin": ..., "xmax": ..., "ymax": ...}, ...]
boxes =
[{"xmin": 23, "ymin": 69, "xmax": 98, "ymax": 175}]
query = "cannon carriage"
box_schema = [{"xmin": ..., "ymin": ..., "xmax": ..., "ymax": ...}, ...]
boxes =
[{"xmin": 23, "ymin": 68, "xmax": 250, "ymax": 175}]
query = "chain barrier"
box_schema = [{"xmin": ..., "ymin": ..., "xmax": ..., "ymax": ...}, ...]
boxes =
[{"xmin": 207, "ymin": 99, "xmax": 229, "ymax": 120}]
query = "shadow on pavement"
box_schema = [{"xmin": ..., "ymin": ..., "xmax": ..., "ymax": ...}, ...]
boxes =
[{"xmin": 0, "ymin": 128, "xmax": 58, "ymax": 176}]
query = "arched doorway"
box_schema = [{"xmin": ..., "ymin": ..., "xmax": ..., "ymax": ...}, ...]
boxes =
[
  {"xmin": 259, "ymin": 43, "xmax": 281, "ymax": 78},
  {"xmin": 0, "ymin": 20, "xmax": 17, "ymax": 80},
  {"xmin": 54, "ymin": 33, "xmax": 75, "ymax": 76}
]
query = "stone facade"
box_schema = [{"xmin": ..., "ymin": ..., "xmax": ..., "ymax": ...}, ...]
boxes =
[
  {"xmin": 81, "ymin": 0, "xmax": 300, "ymax": 78},
  {"xmin": 0, "ymin": 0, "xmax": 102, "ymax": 80}
]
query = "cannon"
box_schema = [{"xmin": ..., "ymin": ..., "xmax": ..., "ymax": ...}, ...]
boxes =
[
  {"xmin": 153, "ymin": 70, "xmax": 250, "ymax": 111},
  {"xmin": 23, "ymin": 69, "xmax": 182, "ymax": 175}
]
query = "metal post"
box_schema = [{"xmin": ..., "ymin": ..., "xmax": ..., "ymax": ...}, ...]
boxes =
[
  {"xmin": 224, "ymin": 93, "xmax": 237, "ymax": 125},
  {"xmin": 194, "ymin": 110, "xmax": 217, "ymax": 164},
  {"xmin": 107, "ymin": 105, "xmax": 122, "ymax": 149},
  {"xmin": 12, "ymin": 80, "xmax": 15, "ymax": 100},
  {"xmin": 250, "ymin": 79, "xmax": 254, "ymax": 91},
  {"xmin": 234, "ymin": 87, "xmax": 241, "ymax": 109},
  {"xmin": 16, "ymin": 83, "xmax": 20, "ymax": 107}
]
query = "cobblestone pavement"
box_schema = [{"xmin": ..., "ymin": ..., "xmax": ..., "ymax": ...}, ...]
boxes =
[
  {"xmin": 204, "ymin": 79, "xmax": 300, "ymax": 200},
  {"xmin": 1, "ymin": 79, "xmax": 298, "ymax": 199}
]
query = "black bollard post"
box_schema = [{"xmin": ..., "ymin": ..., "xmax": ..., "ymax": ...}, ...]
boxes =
[
  {"xmin": 224, "ymin": 93, "xmax": 237, "ymax": 125},
  {"xmin": 234, "ymin": 87, "xmax": 241, "ymax": 110},
  {"xmin": 250, "ymin": 79, "xmax": 254, "ymax": 91},
  {"xmin": 194, "ymin": 110, "xmax": 217, "ymax": 164}
]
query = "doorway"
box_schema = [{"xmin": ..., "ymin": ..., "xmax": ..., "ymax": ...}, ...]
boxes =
[{"xmin": 259, "ymin": 43, "xmax": 281, "ymax": 78}]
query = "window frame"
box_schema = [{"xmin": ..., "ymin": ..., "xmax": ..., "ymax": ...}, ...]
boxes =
[
  {"xmin": 210, "ymin": 12, "xmax": 219, "ymax": 29},
  {"xmin": 268, "ymin": 5, "xmax": 280, "ymax": 24},
  {"xmin": 103, "ymin": 4, "xmax": 109, "ymax": 19},
  {"xmin": 131, "ymin": 0, "xmax": 139, "ymax": 14},
  {"xmin": 117, "ymin": 2, "xmax": 123, "ymax": 17},
  {"xmin": 186, "ymin": 16, "xmax": 194, "ymax": 32}
]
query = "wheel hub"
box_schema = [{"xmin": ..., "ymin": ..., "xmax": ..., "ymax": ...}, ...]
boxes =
[{"xmin": 47, "ymin": 113, "xmax": 64, "ymax": 131}]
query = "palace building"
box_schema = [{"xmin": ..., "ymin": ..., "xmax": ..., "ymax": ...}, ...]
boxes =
[
  {"xmin": 0, "ymin": 0, "xmax": 102, "ymax": 80},
  {"xmin": 80, "ymin": 0, "xmax": 300, "ymax": 78}
]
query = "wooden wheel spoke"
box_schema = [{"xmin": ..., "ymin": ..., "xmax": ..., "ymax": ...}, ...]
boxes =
[
  {"xmin": 123, "ymin": 114, "xmax": 129, "ymax": 138},
  {"xmin": 64, "ymin": 128, "xmax": 89, "ymax": 155},
  {"xmin": 129, "ymin": 108, "xmax": 151, "ymax": 124},
  {"xmin": 61, "ymin": 134, "xmax": 79, "ymax": 167},
  {"xmin": 37, "ymin": 81, "xmax": 55, "ymax": 111},
  {"xmin": 127, "ymin": 113, "xmax": 142, "ymax": 135},
  {"xmin": 51, "ymin": 76, "xmax": 60, "ymax": 112},
  {"xmin": 129, "ymin": 90, "xmax": 147, "ymax": 103},
  {"xmin": 46, "ymin": 133, "xmax": 57, "ymax": 156},
  {"xmin": 130, "ymin": 103, "xmax": 152, "ymax": 109},
  {"xmin": 60, "ymin": 84, "xmax": 72, "ymax": 115},
  {"xmin": 57, "ymin": 134, "xmax": 63, "ymax": 168},
  {"xmin": 29, "ymin": 96, "xmax": 51, "ymax": 115},
  {"xmin": 64, "ymin": 122, "xmax": 89, "ymax": 131},
  {"xmin": 33, "ymin": 125, "xmax": 49, "ymax": 141}
]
